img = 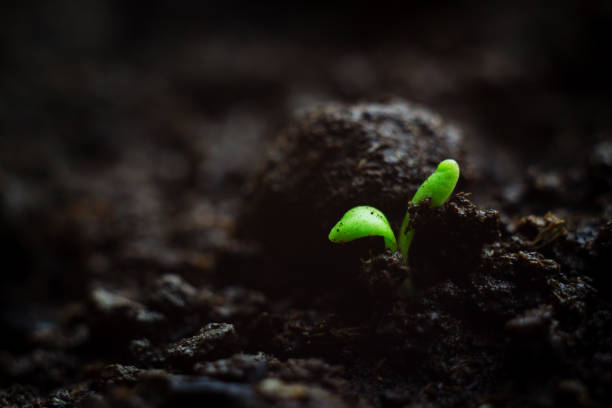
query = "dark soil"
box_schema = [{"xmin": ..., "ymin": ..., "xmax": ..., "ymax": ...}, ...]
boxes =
[{"xmin": 1, "ymin": 2, "xmax": 612, "ymax": 407}]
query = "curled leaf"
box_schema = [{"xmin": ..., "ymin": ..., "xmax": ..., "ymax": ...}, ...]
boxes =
[{"xmin": 329, "ymin": 206, "xmax": 397, "ymax": 251}]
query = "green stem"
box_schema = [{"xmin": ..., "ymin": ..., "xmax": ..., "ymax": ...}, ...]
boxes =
[
  {"xmin": 398, "ymin": 159, "xmax": 460, "ymax": 264},
  {"xmin": 399, "ymin": 216, "xmax": 415, "ymax": 262}
]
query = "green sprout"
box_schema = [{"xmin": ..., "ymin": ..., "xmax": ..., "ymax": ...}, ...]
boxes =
[
  {"xmin": 398, "ymin": 158, "xmax": 460, "ymax": 262},
  {"xmin": 329, "ymin": 206, "xmax": 397, "ymax": 251},
  {"xmin": 328, "ymin": 159, "xmax": 460, "ymax": 265}
]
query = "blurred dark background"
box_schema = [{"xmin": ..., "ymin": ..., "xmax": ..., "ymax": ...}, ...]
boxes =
[{"xmin": 1, "ymin": 0, "xmax": 611, "ymax": 317}]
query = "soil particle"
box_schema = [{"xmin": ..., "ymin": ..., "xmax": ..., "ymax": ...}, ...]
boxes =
[
  {"xmin": 203, "ymin": 286, "xmax": 268, "ymax": 322},
  {"xmin": 256, "ymin": 378, "xmax": 349, "ymax": 407},
  {"xmin": 28, "ymin": 321, "xmax": 89, "ymax": 350},
  {"xmin": 505, "ymin": 305, "xmax": 554, "ymax": 335},
  {"xmin": 547, "ymin": 275, "xmax": 596, "ymax": 317},
  {"xmin": 268, "ymin": 358, "xmax": 347, "ymax": 390},
  {"xmin": 508, "ymin": 251, "xmax": 561, "ymax": 284},
  {"xmin": 0, "ymin": 385, "xmax": 41, "ymax": 407},
  {"xmin": 146, "ymin": 274, "xmax": 199, "ymax": 315},
  {"xmin": 115, "ymin": 372, "xmax": 265, "ymax": 408},
  {"xmin": 98, "ymin": 364, "xmax": 144, "ymax": 387},
  {"xmin": 89, "ymin": 287, "xmax": 167, "ymax": 339},
  {"xmin": 46, "ymin": 389, "xmax": 75, "ymax": 407},
  {"xmin": 166, "ymin": 323, "xmax": 239, "ymax": 366},
  {"xmin": 194, "ymin": 353, "xmax": 268, "ymax": 382},
  {"xmin": 128, "ymin": 338, "xmax": 166, "ymax": 367},
  {"xmin": 515, "ymin": 212, "xmax": 568, "ymax": 249}
]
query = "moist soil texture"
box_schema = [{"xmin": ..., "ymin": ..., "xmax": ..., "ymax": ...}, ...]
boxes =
[{"xmin": 1, "ymin": 2, "xmax": 612, "ymax": 408}]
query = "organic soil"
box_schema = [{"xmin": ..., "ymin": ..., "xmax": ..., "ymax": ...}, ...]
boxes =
[{"xmin": 1, "ymin": 2, "xmax": 612, "ymax": 408}]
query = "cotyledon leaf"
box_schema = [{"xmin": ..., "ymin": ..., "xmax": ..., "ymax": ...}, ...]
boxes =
[
  {"xmin": 329, "ymin": 206, "xmax": 397, "ymax": 252},
  {"xmin": 399, "ymin": 159, "xmax": 460, "ymax": 263}
]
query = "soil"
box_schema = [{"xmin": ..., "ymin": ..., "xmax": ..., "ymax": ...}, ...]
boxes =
[{"xmin": 1, "ymin": 2, "xmax": 612, "ymax": 408}]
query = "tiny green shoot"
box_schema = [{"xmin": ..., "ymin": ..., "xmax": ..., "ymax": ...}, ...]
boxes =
[
  {"xmin": 398, "ymin": 159, "xmax": 460, "ymax": 263},
  {"xmin": 328, "ymin": 159, "xmax": 460, "ymax": 266},
  {"xmin": 329, "ymin": 206, "xmax": 397, "ymax": 251}
]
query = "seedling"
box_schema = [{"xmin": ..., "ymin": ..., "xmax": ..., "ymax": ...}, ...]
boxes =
[
  {"xmin": 328, "ymin": 206, "xmax": 397, "ymax": 251},
  {"xmin": 398, "ymin": 158, "xmax": 460, "ymax": 262},
  {"xmin": 328, "ymin": 159, "xmax": 460, "ymax": 265}
]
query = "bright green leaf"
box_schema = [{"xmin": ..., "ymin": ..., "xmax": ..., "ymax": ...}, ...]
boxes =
[
  {"xmin": 329, "ymin": 206, "xmax": 397, "ymax": 252},
  {"xmin": 399, "ymin": 159, "xmax": 460, "ymax": 263}
]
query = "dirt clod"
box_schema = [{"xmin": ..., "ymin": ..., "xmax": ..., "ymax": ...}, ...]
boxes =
[
  {"xmin": 166, "ymin": 323, "xmax": 239, "ymax": 366},
  {"xmin": 240, "ymin": 100, "xmax": 465, "ymax": 266}
]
